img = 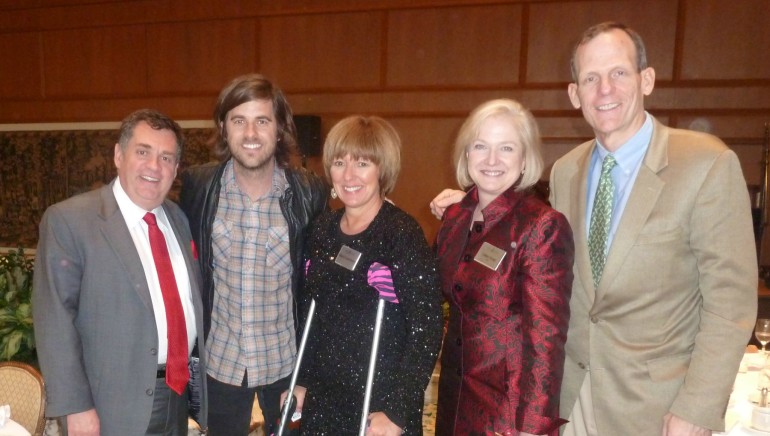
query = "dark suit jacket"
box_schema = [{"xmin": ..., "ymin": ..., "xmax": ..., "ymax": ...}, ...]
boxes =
[
  {"xmin": 550, "ymin": 117, "xmax": 757, "ymax": 434},
  {"xmin": 32, "ymin": 182, "xmax": 208, "ymax": 435}
]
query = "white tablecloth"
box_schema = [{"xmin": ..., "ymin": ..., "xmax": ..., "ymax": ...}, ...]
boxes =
[
  {"xmin": 720, "ymin": 352, "xmax": 770, "ymax": 435},
  {"xmin": 0, "ymin": 419, "xmax": 31, "ymax": 436}
]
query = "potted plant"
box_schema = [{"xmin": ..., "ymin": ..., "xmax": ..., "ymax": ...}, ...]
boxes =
[{"xmin": 0, "ymin": 248, "xmax": 36, "ymax": 364}]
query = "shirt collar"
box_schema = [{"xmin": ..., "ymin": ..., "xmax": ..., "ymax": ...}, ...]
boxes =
[
  {"xmin": 222, "ymin": 158, "xmax": 288, "ymax": 198},
  {"xmin": 593, "ymin": 112, "xmax": 653, "ymax": 173},
  {"xmin": 113, "ymin": 177, "xmax": 167, "ymax": 226}
]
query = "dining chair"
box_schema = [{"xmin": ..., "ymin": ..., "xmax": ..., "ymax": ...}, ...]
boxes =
[{"xmin": 0, "ymin": 361, "xmax": 46, "ymax": 436}]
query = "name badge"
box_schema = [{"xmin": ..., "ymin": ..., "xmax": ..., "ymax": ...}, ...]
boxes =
[
  {"xmin": 335, "ymin": 245, "xmax": 362, "ymax": 271},
  {"xmin": 474, "ymin": 242, "xmax": 507, "ymax": 271}
]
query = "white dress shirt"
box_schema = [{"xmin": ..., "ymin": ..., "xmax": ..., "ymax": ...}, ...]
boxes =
[{"xmin": 113, "ymin": 178, "xmax": 196, "ymax": 365}]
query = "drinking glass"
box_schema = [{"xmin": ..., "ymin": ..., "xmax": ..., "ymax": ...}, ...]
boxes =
[{"xmin": 757, "ymin": 318, "xmax": 770, "ymax": 355}]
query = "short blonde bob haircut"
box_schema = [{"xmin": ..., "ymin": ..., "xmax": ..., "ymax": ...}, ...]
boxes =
[
  {"xmin": 454, "ymin": 99, "xmax": 544, "ymax": 192},
  {"xmin": 323, "ymin": 115, "xmax": 402, "ymax": 196}
]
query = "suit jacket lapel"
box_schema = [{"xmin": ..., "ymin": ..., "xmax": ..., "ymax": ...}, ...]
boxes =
[
  {"xmin": 98, "ymin": 183, "xmax": 155, "ymax": 310},
  {"xmin": 164, "ymin": 201, "xmax": 206, "ymax": 353},
  {"xmin": 164, "ymin": 202, "xmax": 202, "ymax": 303},
  {"xmin": 570, "ymin": 144, "xmax": 596, "ymax": 301},
  {"xmin": 596, "ymin": 118, "xmax": 669, "ymax": 301}
]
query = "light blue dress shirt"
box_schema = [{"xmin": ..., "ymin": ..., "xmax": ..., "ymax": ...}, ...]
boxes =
[{"xmin": 585, "ymin": 113, "xmax": 654, "ymax": 251}]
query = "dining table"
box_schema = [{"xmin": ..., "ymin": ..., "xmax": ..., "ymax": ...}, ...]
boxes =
[
  {"xmin": 0, "ymin": 418, "xmax": 30, "ymax": 436},
  {"xmin": 720, "ymin": 350, "xmax": 770, "ymax": 435}
]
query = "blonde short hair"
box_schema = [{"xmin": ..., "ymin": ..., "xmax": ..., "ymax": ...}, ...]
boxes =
[
  {"xmin": 453, "ymin": 99, "xmax": 543, "ymax": 191},
  {"xmin": 322, "ymin": 115, "xmax": 402, "ymax": 196}
]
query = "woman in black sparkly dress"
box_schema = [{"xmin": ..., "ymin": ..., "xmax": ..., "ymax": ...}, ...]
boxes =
[{"xmin": 287, "ymin": 115, "xmax": 443, "ymax": 435}]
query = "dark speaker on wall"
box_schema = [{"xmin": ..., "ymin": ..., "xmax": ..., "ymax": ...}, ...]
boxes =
[{"xmin": 294, "ymin": 115, "xmax": 322, "ymax": 157}]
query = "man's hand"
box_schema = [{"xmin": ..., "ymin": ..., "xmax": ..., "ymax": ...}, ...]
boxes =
[
  {"xmin": 66, "ymin": 409, "xmax": 100, "ymax": 436},
  {"xmin": 429, "ymin": 189, "xmax": 466, "ymax": 219},
  {"xmin": 662, "ymin": 413, "xmax": 712, "ymax": 436},
  {"xmin": 279, "ymin": 385, "xmax": 307, "ymax": 414},
  {"xmin": 365, "ymin": 411, "xmax": 403, "ymax": 436}
]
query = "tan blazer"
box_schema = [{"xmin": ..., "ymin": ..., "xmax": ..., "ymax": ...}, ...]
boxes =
[{"xmin": 549, "ymin": 117, "xmax": 757, "ymax": 434}]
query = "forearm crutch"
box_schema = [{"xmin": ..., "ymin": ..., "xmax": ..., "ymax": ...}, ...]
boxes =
[
  {"xmin": 276, "ymin": 298, "xmax": 315, "ymax": 436},
  {"xmin": 359, "ymin": 262, "xmax": 399, "ymax": 436}
]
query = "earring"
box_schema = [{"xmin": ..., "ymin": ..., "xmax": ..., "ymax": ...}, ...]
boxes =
[{"xmin": 330, "ymin": 188, "xmax": 337, "ymax": 199}]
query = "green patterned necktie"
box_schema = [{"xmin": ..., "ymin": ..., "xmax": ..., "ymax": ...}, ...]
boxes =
[{"xmin": 588, "ymin": 154, "xmax": 617, "ymax": 288}]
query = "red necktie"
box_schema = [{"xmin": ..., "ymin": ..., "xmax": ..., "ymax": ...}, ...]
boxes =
[{"xmin": 143, "ymin": 212, "xmax": 189, "ymax": 394}]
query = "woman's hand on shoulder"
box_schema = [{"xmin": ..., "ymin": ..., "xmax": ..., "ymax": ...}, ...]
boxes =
[{"xmin": 365, "ymin": 411, "xmax": 403, "ymax": 436}]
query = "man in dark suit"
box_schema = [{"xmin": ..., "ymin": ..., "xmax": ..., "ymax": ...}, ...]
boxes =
[{"xmin": 33, "ymin": 109, "xmax": 208, "ymax": 436}]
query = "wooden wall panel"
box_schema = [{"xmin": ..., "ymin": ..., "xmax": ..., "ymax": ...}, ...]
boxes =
[
  {"xmin": 286, "ymin": 88, "xmax": 575, "ymax": 120},
  {"xmin": 146, "ymin": 19, "xmax": 258, "ymax": 95},
  {"xmin": 537, "ymin": 116, "xmax": 594, "ymax": 141},
  {"xmin": 674, "ymin": 115, "xmax": 769, "ymax": 143},
  {"xmin": 388, "ymin": 117, "xmax": 462, "ymax": 241},
  {"xmin": 647, "ymin": 87, "xmax": 770, "ymax": 111},
  {"xmin": 387, "ymin": 5, "xmax": 522, "ymax": 87},
  {"xmin": 681, "ymin": 0, "xmax": 770, "ymax": 80},
  {"xmin": 0, "ymin": 96, "xmax": 216, "ymax": 123},
  {"xmin": 43, "ymin": 25, "xmax": 147, "ymax": 98},
  {"xmin": 527, "ymin": 0, "xmax": 677, "ymax": 83},
  {"xmin": 0, "ymin": 0, "xmax": 766, "ymax": 242},
  {"xmin": 0, "ymin": 33, "xmax": 42, "ymax": 99},
  {"xmin": 259, "ymin": 12, "xmax": 383, "ymax": 91}
]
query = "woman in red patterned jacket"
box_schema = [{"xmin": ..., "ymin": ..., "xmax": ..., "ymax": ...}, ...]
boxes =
[{"xmin": 435, "ymin": 99, "xmax": 574, "ymax": 436}]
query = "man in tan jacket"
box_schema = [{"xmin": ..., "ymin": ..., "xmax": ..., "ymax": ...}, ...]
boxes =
[{"xmin": 551, "ymin": 22, "xmax": 756, "ymax": 436}]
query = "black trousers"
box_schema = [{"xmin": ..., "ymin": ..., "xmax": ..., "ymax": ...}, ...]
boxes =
[
  {"xmin": 59, "ymin": 377, "xmax": 188, "ymax": 436},
  {"xmin": 206, "ymin": 372, "xmax": 291, "ymax": 436},
  {"xmin": 146, "ymin": 379, "xmax": 189, "ymax": 435}
]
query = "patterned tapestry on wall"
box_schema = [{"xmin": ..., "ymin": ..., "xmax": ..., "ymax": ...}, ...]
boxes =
[{"xmin": 0, "ymin": 128, "xmax": 216, "ymax": 248}]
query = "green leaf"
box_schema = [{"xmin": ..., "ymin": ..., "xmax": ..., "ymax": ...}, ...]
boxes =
[
  {"xmin": 0, "ymin": 330, "xmax": 22, "ymax": 361},
  {"xmin": 22, "ymin": 331, "xmax": 35, "ymax": 349},
  {"xmin": 16, "ymin": 303, "xmax": 31, "ymax": 318},
  {"xmin": 0, "ymin": 248, "xmax": 36, "ymax": 364},
  {"xmin": 0, "ymin": 310, "xmax": 15, "ymax": 324},
  {"xmin": 11, "ymin": 265, "xmax": 27, "ymax": 288}
]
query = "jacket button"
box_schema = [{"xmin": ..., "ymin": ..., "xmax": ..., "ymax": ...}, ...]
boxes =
[
  {"xmin": 463, "ymin": 254, "xmax": 471, "ymax": 262},
  {"xmin": 146, "ymin": 389, "xmax": 154, "ymax": 396},
  {"xmin": 474, "ymin": 224, "xmax": 483, "ymax": 233},
  {"xmin": 150, "ymin": 348, "xmax": 157, "ymax": 356},
  {"xmin": 456, "ymin": 338, "xmax": 462, "ymax": 346},
  {"xmin": 578, "ymin": 362, "xmax": 587, "ymax": 370},
  {"xmin": 590, "ymin": 316, "xmax": 599, "ymax": 324},
  {"xmin": 454, "ymin": 284, "xmax": 462, "ymax": 292}
]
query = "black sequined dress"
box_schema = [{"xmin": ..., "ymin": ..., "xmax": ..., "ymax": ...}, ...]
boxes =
[{"xmin": 298, "ymin": 201, "xmax": 443, "ymax": 435}]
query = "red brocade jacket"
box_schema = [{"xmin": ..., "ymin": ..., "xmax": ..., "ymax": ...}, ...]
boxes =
[{"xmin": 435, "ymin": 185, "xmax": 574, "ymax": 436}]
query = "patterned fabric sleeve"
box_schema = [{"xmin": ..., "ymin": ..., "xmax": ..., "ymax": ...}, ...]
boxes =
[{"xmin": 516, "ymin": 209, "xmax": 574, "ymax": 434}]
